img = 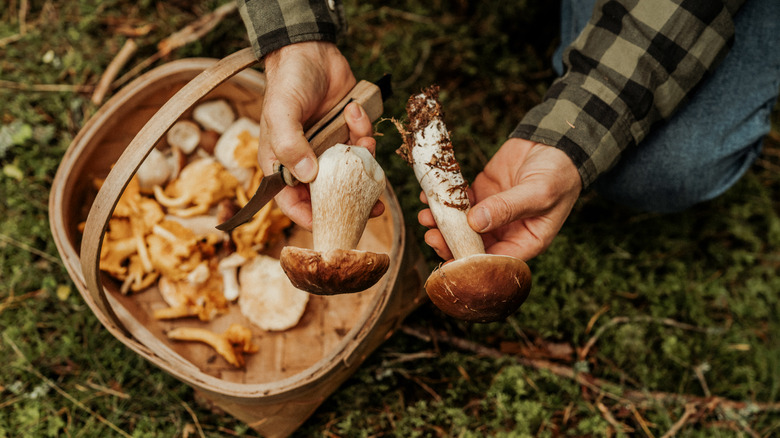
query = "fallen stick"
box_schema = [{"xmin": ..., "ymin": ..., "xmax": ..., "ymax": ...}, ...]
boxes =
[
  {"xmin": 91, "ymin": 39, "xmax": 138, "ymax": 105},
  {"xmin": 0, "ymin": 80, "xmax": 94, "ymax": 93},
  {"xmin": 111, "ymin": 2, "xmax": 238, "ymax": 89},
  {"xmin": 399, "ymin": 324, "xmax": 780, "ymax": 414},
  {"xmin": 659, "ymin": 404, "xmax": 697, "ymax": 438}
]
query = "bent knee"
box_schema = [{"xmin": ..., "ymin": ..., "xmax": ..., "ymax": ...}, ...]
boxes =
[{"xmin": 593, "ymin": 142, "xmax": 762, "ymax": 213}]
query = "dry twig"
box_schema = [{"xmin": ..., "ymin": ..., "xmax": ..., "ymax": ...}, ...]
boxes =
[
  {"xmin": 91, "ymin": 39, "xmax": 138, "ymax": 105},
  {"xmin": 660, "ymin": 404, "xmax": 697, "ymax": 438},
  {"xmin": 4, "ymin": 333, "xmax": 132, "ymax": 438},
  {"xmin": 112, "ymin": 2, "xmax": 238, "ymax": 89},
  {"xmin": 0, "ymin": 232, "xmax": 63, "ymax": 266},
  {"xmin": 0, "ymin": 80, "xmax": 95, "ymax": 93},
  {"xmin": 579, "ymin": 316, "xmax": 725, "ymax": 360},
  {"xmin": 399, "ymin": 324, "xmax": 780, "ymax": 429}
]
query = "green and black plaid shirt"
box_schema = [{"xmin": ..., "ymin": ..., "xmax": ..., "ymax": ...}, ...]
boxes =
[
  {"xmin": 237, "ymin": 0, "xmax": 345, "ymax": 58},
  {"xmin": 239, "ymin": 0, "xmax": 746, "ymax": 188}
]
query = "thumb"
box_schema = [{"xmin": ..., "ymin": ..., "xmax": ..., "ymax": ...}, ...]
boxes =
[
  {"xmin": 467, "ymin": 182, "xmax": 547, "ymax": 233},
  {"xmin": 261, "ymin": 98, "xmax": 319, "ymax": 183}
]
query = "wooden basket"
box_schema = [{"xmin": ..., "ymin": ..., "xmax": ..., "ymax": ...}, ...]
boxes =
[{"xmin": 49, "ymin": 48, "xmax": 427, "ymax": 437}]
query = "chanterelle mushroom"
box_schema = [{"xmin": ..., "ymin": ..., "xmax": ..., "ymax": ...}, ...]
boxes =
[
  {"xmin": 153, "ymin": 157, "xmax": 239, "ymax": 217},
  {"xmin": 279, "ymin": 144, "xmax": 390, "ymax": 295},
  {"xmin": 166, "ymin": 323, "xmax": 258, "ymax": 368},
  {"xmin": 397, "ymin": 86, "xmax": 531, "ymax": 322}
]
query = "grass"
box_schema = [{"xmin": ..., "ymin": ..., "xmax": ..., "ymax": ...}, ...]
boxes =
[{"xmin": 1, "ymin": 1, "xmax": 779, "ymax": 436}]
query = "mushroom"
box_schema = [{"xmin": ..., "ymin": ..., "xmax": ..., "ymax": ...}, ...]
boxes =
[
  {"xmin": 213, "ymin": 117, "xmax": 260, "ymax": 187},
  {"xmin": 198, "ymin": 130, "xmax": 220, "ymax": 155},
  {"xmin": 279, "ymin": 144, "xmax": 390, "ymax": 295},
  {"xmin": 218, "ymin": 252, "xmax": 247, "ymax": 301},
  {"xmin": 146, "ymin": 219, "xmax": 220, "ymax": 281},
  {"xmin": 231, "ymin": 199, "xmax": 291, "ymax": 259},
  {"xmin": 238, "ymin": 254, "xmax": 309, "ymax": 331},
  {"xmin": 192, "ymin": 99, "xmax": 235, "ymax": 134},
  {"xmin": 396, "ymin": 86, "xmax": 531, "ymax": 322},
  {"xmin": 166, "ymin": 323, "xmax": 258, "ymax": 368},
  {"xmin": 120, "ymin": 255, "xmax": 159, "ymax": 294},
  {"xmin": 136, "ymin": 147, "xmax": 172, "ymax": 191},
  {"xmin": 153, "ymin": 157, "xmax": 239, "ymax": 217},
  {"xmin": 99, "ymin": 177, "xmax": 164, "ymax": 285},
  {"xmin": 154, "ymin": 268, "xmax": 228, "ymax": 321},
  {"xmin": 166, "ymin": 120, "xmax": 201, "ymax": 154},
  {"xmin": 163, "ymin": 214, "xmax": 225, "ymax": 240}
]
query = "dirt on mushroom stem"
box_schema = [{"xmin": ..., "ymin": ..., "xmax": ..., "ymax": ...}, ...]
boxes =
[{"xmin": 396, "ymin": 86, "xmax": 470, "ymax": 212}]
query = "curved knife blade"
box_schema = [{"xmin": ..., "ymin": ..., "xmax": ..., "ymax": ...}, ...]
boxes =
[{"xmin": 215, "ymin": 170, "xmax": 287, "ymax": 231}]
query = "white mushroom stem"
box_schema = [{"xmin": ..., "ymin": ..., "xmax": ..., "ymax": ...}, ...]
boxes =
[
  {"xmin": 309, "ymin": 144, "xmax": 385, "ymax": 251},
  {"xmin": 401, "ymin": 92, "xmax": 484, "ymax": 260},
  {"xmin": 218, "ymin": 252, "xmax": 247, "ymax": 302}
]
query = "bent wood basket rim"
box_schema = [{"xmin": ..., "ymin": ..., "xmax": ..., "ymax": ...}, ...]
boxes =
[{"xmin": 48, "ymin": 48, "xmax": 416, "ymax": 409}]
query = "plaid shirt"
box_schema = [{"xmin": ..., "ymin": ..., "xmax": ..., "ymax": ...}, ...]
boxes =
[
  {"xmin": 513, "ymin": 0, "xmax": 747, "ymax": 188},
  {"xmin": 239, "ymin": 0, "xmax": 747, "ymax": 188},
  {"xmin": 237, "ymin": 0, "xmax": 345, "ymax": 58}
]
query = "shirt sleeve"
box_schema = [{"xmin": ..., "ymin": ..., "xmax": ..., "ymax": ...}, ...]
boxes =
[
  {"xmin": 511, "ymin": 0, "xmax": 747, "ymax": 189},
  {"xmin": 237, "ymin": 0, "xmax": 346, "ymax": 59}
]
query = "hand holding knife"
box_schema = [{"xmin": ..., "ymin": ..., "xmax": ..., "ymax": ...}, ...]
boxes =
[{"xmin": 216, "ymin": 74, "xmax": 392, "ymax": 231}]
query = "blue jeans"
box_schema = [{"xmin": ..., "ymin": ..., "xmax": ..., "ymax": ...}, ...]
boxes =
[{"xmin": 556, "ymin": 0, "xmax": 780, "ymax": 212}]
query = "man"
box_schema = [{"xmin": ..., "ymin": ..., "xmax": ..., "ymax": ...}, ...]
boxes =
[{"xmin": 237, "ymin": 0, "xmax": 780, "ymax": 261}]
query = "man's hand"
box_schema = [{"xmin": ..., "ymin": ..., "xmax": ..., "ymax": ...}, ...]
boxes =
[
  {"xmin": 419, "ymin": 138, "xmax": 582, "ymax": 261},
  {"xmin": 259, "ymin": 41, "xmax": 377, "ymax": 229}
]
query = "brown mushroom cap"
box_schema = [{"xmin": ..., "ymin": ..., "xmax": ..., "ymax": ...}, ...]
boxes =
[
  {"xmin": 279, "ymin": 246, "xmax": 390, "ymax": 295},
  {"xmin": 425, "ymin": 254, "xmax": 531, "ymax": 323}
]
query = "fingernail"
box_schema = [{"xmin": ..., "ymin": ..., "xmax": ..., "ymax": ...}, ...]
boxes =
[
  {"xmin": 348, "ymin": 102, "xmax": 363, "ymax": 119},
  {"xmin": 294, "ymin": 157, "xmax": 317, "ymax": 182},
  {"xmin": 470, "ymin": 207, "xmax": 491, "ymax": 232}
]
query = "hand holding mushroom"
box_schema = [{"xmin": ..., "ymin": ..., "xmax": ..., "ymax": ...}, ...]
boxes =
[
  {"xmin": 420, "ymin": 138, "xmax": 582, "ymax": 262},
  {"xmin": 397, "ymin": 86, "xmax": 533, "ymax": 323}
]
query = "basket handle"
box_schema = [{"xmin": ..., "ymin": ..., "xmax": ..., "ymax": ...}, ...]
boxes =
[{"xmin": 79, "ymin": 48, "xmax": 258, "ymax": 335}]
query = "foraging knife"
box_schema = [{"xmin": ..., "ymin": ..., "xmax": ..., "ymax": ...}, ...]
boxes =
[{"xmin": 216, "ymin": 75, "xmax": 392, "ymax": 232}]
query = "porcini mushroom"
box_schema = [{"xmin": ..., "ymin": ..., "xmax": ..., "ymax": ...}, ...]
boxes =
[
  {"xmin": 279, "ymin": 144, "xmax": 390, "ymax": 295},
  {"xmin": 397, "ymin": 86, "xmax": 531, "ymax": 322}
]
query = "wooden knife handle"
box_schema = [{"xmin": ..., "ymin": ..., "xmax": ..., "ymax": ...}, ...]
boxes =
[{"xmin": 305, "ymin": 80, "xmax": 384, "ymax": 157}]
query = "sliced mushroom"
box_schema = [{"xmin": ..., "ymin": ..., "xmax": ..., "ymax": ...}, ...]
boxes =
[
  {"xmin": 397, "ymin": 86, "xmax": 531, "ymax": 322},
  {"xmin": 238, "ymin": 254, "xmax": 309, "ymax": 331},
  {"xmin": 213, "ymin": 117, "xmax": 260, "ymax": 187},
  {"xmin": 279, "ymin": 144, "xmax": 390, "ymax": 295}
]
